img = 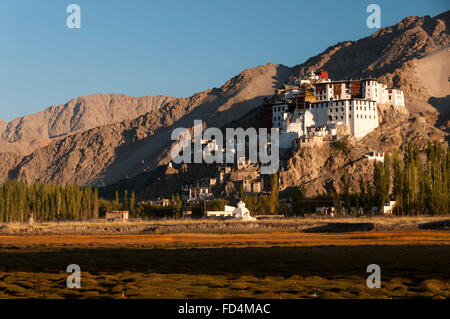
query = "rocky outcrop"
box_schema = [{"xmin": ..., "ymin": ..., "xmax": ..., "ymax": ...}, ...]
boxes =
[
  {"xmin": 0, "ymin": 94, "xmax": 176, "ymax": 155},
  {"xmin": 292, "ymin": 11, "xmax": 450, "ymax": 115},
  {"xmin": 0, "ymin": 119, "xmax": 6, "ymax": 133},
  {"xmin": 278, "ymin": 111, "xmax": 447, "ymax": 197},
  {"xmin": 0, "ymin": 11, "xmax": 448, "ymax": 189},
  {"xmin": 5, "ymin": 64, "xmax": 291, "ymax": 186}
]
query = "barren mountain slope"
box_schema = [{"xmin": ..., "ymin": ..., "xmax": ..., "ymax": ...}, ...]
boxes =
[
  {"xmin": 414, "ymin": 47, "xmax": 450, "ymax": 115},
  {"xmin": 100, "ymin": 104, "xmax": 448, "ymax": 200},
  {"xmin": 6, "ymin": 64, "xmax": 291, "ymax": 185},
  {"xmin": 0, "ymin": 152, "xmax": 19, "ymax": 182},
  {"xmin": 2, "ymin": 12, "xmax": 449, "ymax": 188},
  {"xmin": 292, "ymin": 11, "xmax": 450, "ymax": 115},
  {"xmin": 0, "ymin": 94, "xmax": 175, "ymax": 155},
  {"xmin": 0, "ymin": 119, "xmax": 6, "ymax": 133}
]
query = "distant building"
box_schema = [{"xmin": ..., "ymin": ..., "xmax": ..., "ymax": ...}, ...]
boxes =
[
  {"xmin": 315, "ymin": 207, "xmax": 336, "ymax": 216},
  {"xmin": 149, "ymin": 198, "xmax": 171, "ymax": 207},
  {"xmin": 383, "ymin": 201, "xmax": 396, "ymax": 214},
  {"xmin": 181, "ymin": 185, "xmax": 212, "ymax": 202},
  {"xmin": 106, "ymin": 211, "xmax": 129, "ymax": 222},
  {"xmin": 237, "ymin": 157, "xmax": 252, "ymax": 170},
  {"xmin": 243, "ymin": 179, "xmax": 263, "ymax": 193},
  {"xmin": 364, "ymin": 152, "xmax": 384, "ymax": 162},
  {"xmin": 207, "ymin": 205, "xmax": 235, "ymax": 218},
  {"xmin": 266, "ymin": 72, "xmax": 405, "ymax": 149},
  {"xmin": 181, "ymin": 177, "xmax": 216, "ymax": 202}
]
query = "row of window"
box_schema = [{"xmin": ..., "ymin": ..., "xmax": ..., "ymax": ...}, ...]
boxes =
[
  {"xmin": 273, "ymin": 106, "xmax": 287, "ymax": 112},
  {"xmin": 328, "ymin": 106, "xmax": 376, "ymax": 113},
  {"xmin": 328, "ymin": 114, "xmax": 376, "ymax": 121}
]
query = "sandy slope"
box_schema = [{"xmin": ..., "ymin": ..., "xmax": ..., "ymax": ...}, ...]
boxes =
[{"xmin": 415, "ymin": 47, "xmax": 450, "ymax": 114}]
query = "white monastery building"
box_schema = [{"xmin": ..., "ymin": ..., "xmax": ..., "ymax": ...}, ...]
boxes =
[{"xmin": 264, "ymin": 71, "xmax": 405, "ymax": 149}]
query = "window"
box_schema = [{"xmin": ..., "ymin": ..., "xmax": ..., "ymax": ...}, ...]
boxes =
[
  {"xmin": 341, "ymin": 107, "xmax": 344, "ymax": 112},
  {"xmin": 340, "ymin": 116, "xmax": 343, "ymax": 120},
  {"xmin": 349, "ymin": 115, "xmax": 352, "ymax": 118}
]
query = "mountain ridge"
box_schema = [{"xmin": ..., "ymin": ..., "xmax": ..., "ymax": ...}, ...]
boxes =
[
  {"xmin": 0, "ymin": 93, "xmax": 177, "ymax": 155},
  {"xmin": 0, "ymin": 11, "xmax": 448, "ymax": 188},
  {"xmin": 5, "ymin": 63, "xmax": 291, "ymax": 185}
]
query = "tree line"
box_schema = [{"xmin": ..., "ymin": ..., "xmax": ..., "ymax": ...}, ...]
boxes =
[
  {"xmin": 0, "ymin": 180, "xmax": 99, "ymax": 222},
  {"xmin": 290, "ymin": 142, "xmax": 449, "ymax": 216},
  {"xmin": 1, "ymin": 142, "xmax": 447, "ymax": 221}
]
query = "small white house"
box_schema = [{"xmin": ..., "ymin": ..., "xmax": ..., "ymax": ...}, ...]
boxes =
[
  {"xmin": 383, "ymin": 201, "xmax": 396, "ymax": 214},
  {"xmin": 207, "ymin": 205, "xmax": 235, "ymax": 218},
  {"xmin": 364, "ymin": 152, "xmax": 384, "ymax": 162}
]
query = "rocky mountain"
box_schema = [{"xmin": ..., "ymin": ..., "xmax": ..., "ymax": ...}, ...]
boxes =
[
  {"xmin": 278, "ymin": 108, "xmax": 447, "ymax": 197},
  {"xmin": 0, "ymin": 94, "xmax": 175, "ymax": 155},
  {"xmin": 5, "ymin": 64, "xmax": 291, "ymax": 185},
  {"xmin": 292, "ymin": 11, "xmax": 449, "ymax": 115},
  {"xmin": 0, "ymin": 119, "xmax": 6, "ymax": 132},
  {"xmin": 0, "ymin": 11, "xmax": 448, "ymax": 190}
]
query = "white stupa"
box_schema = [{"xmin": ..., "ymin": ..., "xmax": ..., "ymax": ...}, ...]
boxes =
[{"xmin": 233, "ymin": 201, "xmax": 256, "ymax": 221}]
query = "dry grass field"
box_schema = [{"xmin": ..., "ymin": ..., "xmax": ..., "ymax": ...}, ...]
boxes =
[{"xmin": 0, "ymin": 225, "xmax": 449, "ymax": 299}]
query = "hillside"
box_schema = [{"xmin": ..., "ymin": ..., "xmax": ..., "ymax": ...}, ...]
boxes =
[
  {"xmin": 0, "ymin": 119, "xmax": 6, "ymax": 132},
  {"xmin": 0, "ymin": 11, "xmax": 448, "ymax": 189},
  {"xmin": 0, "ymin": 94, "xmax": 175, "ymax": 155},
  {"xmin": 6, "ymin": 64, "xmax": 291, "ymax": 185},
  {"xmin": 101, "ymin": 104, "xmax": 447, "ymax": 200},
  {"xmin": 279, "ymin": 111, "xmax": 447, "ymax": 197},
  {"xmin": 292, "ymin": 11, "xmax": 450, "ymax": 115}
]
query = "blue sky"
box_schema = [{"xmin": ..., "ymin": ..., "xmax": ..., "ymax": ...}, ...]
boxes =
[{"xmin": 0, "ymin": 0, "xmax": 448, "ymax": 121}]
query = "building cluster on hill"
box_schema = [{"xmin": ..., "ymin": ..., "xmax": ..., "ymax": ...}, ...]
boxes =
[
  {"xmin": 179, "ymin": 156, "xmax": 265, "ymax": 203},
  {"xmin": 263, "ymin": 71, "xmax": 405, "ymax": 149},
  {"xmin": 147, "ymin": 71, "xmax": 408, "ymax": 218}
]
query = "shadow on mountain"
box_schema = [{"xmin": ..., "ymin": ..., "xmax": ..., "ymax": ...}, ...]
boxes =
[
  {"xmin": 429, "ymin": 96, "xmax": 450, "ymax": 134},
  {"xmin": 302, "ymin": 223, "xmax": 374, "ymax": 233},
  {"xmin": 100, "ymin": 65, "xmax": 291, "ymax": 197}
]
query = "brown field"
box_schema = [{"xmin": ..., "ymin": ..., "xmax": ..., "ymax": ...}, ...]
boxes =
[{"xmin": 0, "ymin": 229, "xmax": 449, "ymax": 299}]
